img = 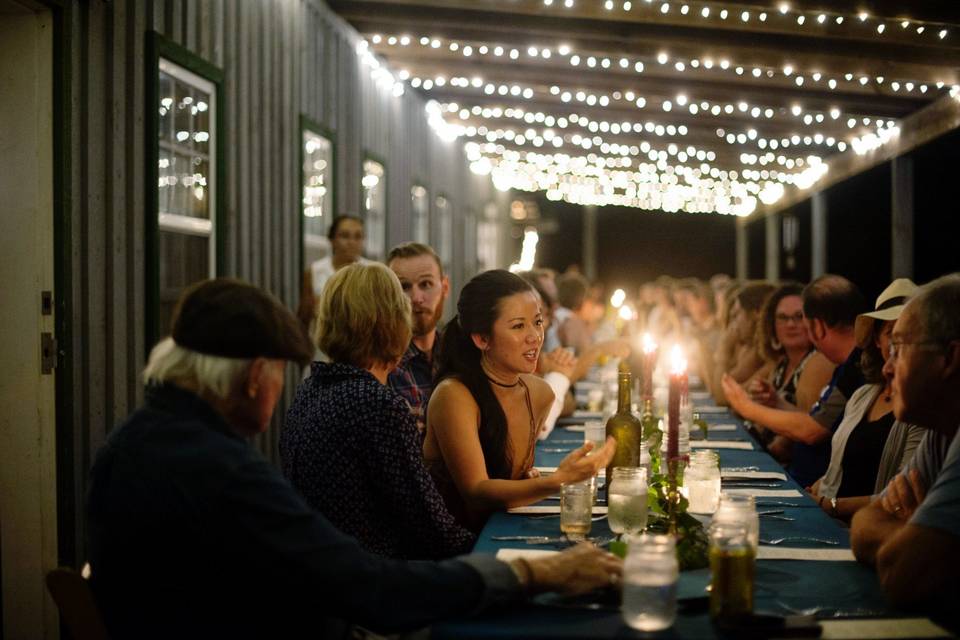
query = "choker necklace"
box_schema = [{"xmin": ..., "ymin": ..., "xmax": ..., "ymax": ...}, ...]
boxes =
[{"xmin": 485, "ymin": 374, "xmax": 520, "ymax": 388}]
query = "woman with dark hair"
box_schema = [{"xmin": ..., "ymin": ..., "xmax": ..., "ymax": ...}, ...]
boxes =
[
  {"xmin": 807, "ymin": 279, "xmax": 926, "ymax": 521},
  {"xmin": 424, "ymin": 270, "xmax": 615, "ymax": 531},
  {"xmin": 743, "ymin": 283, "xmax": 834, "ymax": 457},
  {"xmin": 711, "ymin": 281, "xmax": 776, "ymax": 403}
]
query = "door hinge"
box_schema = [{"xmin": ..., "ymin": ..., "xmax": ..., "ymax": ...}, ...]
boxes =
[{"xmin": 41, "ymin": 332, "xmax": 57, "ymax": 374}]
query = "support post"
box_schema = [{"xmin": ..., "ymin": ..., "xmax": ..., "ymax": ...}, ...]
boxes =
[
  {"xmin": 583, "ymin": 205, "xmax": 597, "ymax": 281},
  {"xmin": 811, "ymin": 191, "xmax": 827, "ymax": 278},
  {"xmin": 891, "ymin": 156, "xmax": 914, "ymax": 279},
  {"xmin": 735, "ymin": 217, "xmax": 747, "ymax": 280},
  {"xmin": 765, "ymin": 211, "xmax": 780, "ymax": 282}
]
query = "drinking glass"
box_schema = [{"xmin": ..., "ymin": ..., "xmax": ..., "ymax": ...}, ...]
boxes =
[
  {"xmin": 709, "ymin": 521, "xmax": 755, "ymax": 619},
  {"xmin": 560, "ymin": 479, "xmax": 593, "ymax": 540},
  {"xmin": 587, "ymin": 389, "xmax": 604, "ymax": 412},
  {"xmin": 607, "ymin": 467, "xmax": 648, "ymax": 536},
  {"xmin": 583, "ymin": 420, "xmax": 606, "ymax": 451},
  {"xmin": 685, "ymin": 450, "xmax": 721, "ymax": 514},
  {"xmin": 622, "ymin": 534, "xmax": 678, "ymax": 631},
  {"xmin": 713, "ymin": 493, "xmax": 760, "ymax": 553}
]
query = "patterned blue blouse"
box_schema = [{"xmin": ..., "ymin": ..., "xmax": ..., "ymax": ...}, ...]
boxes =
[{"xmin": 281, "ymin": 362, "xmax": 475, "ymax": 560}]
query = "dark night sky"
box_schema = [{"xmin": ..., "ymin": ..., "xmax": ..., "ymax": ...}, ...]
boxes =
[{"xmin": 526, "ymin": 125, "xmax": 960, "ymax": 296}]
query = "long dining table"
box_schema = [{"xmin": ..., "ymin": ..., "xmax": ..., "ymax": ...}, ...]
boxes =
[{"xmin": 431, "ymin": 392, "xmax": 939, "ymax": 639}]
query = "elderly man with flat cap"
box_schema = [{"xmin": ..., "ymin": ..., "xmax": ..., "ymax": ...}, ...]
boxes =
[{"xmin": 86, "ymin": 278, "xmax": 621, "ymax": 639}]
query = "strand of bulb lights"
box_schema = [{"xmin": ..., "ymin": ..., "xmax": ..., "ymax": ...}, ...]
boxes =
[
  {"xmin": 529, "ymin": 1, "xmax": 951, "ymax": 41},
  {"xmin": 371, "ymin": 34, "xmax": 956, "ymax": 100}
]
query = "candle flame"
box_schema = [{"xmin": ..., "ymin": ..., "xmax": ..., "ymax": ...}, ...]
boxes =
[
  {"xmin": 669, "ymin": 344, "xmax": 687, "ymax": 375},
  {"xmin": 642, "ymin": 332, "xmax": 656, "ymax": 354},
  {"xmin": 617, "ymin": 304, "xmax": 633, "ymax": 321},
  {"xmin": 610, "ymin": 288, "xmax": 626, "ymax": 309}
]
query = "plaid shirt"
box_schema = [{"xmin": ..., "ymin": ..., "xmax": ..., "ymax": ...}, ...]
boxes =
[{"xmin": 387, "ymin": 338, "xmax": 439, "ymax": 434}]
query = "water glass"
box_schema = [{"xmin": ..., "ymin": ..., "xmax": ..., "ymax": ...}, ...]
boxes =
[
  {"xmin": 607, "ymin": 467, "xmax": 648, "ymax": 536},
  {"xmin": 560, "ymin": 480, "xmax": 593, "ymax": 540},
  {"xmin": 712, "ymin": 493, "xmax": 760, "ymax": 553},
  {"xmin": 622, "ymin": 534, "xmax": 678, "ymax": 631},
  {"xmin": 583, "ymin": 420, "xmax": 606, "ymax": 451},
  {"xmin": 685, "ymin": 450, "xmax": 721, "ymax": 514},
  {"xmin": 709, "ymin": 522, "xmax": 755, "ymax": 619}
]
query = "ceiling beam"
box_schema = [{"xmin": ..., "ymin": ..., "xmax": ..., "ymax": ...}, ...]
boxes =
[
  {"xmin": 332, "ymin": 1, "xmax": 960, "ymax": 68},
  {"xmin": 753, "ymin": 93, "xmax": 960, "ymax": 218},
  {"xmin": 383, "ymin": 52, "xmax": 927, "ymax": 118}
]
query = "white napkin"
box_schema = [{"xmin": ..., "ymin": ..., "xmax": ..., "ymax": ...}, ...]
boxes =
[
  {"xmin": 507, "ymin": 505, "xmax": 608, "ymax": 515},
  {"xmin": 725, "ymin": 488, "xmax": 802, "ymax": 498},
  {"xmin": 820, "ymin": 618, "xmax": 950, "ymax": 639},
  {"xmin": 690, "ymin": 391, "xmax": 712, "ymax": 400},
  {"xmin": 692, "ymin": 440, "xmax": 754, "ymax": 450},
  {"xmin": 572, "ymin": 410, "xmax": 604, "ymax": 419},
  {"xmin": 534, "ymin": 466, "xmax": 606, "ymax": 477},
  {"xmin": 495, "ymin": 548, "xmax": 559, "ymax": 562},
  {"xmin": 707, "ymin": 424, "xmax": 738, "ymax": 432},
  {"xmin": 721, "ymin": 470, "xmax": 788, "ymax": 481},
  {"xmin": 695, "ymin": 406, "xmax": 729, "ymax": 414},
  {"xmin": 757, "ymin": 547, "xmax": 855, "ymax": 561},
  {"xmin": 562, "ymin": 425, "xmax": 586, "ymax": 432}
]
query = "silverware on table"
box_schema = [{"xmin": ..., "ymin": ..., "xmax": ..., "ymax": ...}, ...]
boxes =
[
  {"xmin": 540, "ymin": 447, "xmax": 577, "ymax": 453},
  {"xmin": 760, "ymin": 536, "xmax": 839, "ymax": 546}
]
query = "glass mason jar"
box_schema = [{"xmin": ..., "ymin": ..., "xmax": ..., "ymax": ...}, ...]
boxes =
[
  {"xmin": 622, "ymin": 534, "xmax": 678, "ymax": 632},
  {"xmin": 685, "ymin": 451, "xmax": 722, "ymax": 514},
  {"xmin": 607, "ymin": 467, "xmax": 648, "ymax": 536},
  {"xmin": 708, "ymin": 521, "xmax": 755, "ymax": 620},
  {"xmin": 713, "ymin": 493, "xmax": 760, "ymax": 552},
  {"xmin": 560, "ymin": 479, "xmax": 593, "ymax": 541}
]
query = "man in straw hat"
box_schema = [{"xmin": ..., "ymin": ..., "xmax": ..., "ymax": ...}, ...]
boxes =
[
  {"xmin": 87, "ymin": 278, "xmax": 621, "ymax": 639},
  {"xmin": 852, "ymin": 274, "xmax": 960, "ymax": 624}
]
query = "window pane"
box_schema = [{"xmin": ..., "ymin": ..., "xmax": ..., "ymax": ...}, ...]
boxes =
[
  {"xmin": 411, "ymin": 184, "xmax": 429, "ymax": 244},
  {"xmin": 303, "ymin": 131, "xmax": 333, "ymax": 268},
  {"xmin": 362, "ymin": 159, "xmax": 385, "ymax": 260},
  {"xmin": 158, "ymin": 231, "xmax": 210, "ymax": 337},
  {"xmin": 156, "ymin": 58, "xmax": 216, "ymax": 339}
]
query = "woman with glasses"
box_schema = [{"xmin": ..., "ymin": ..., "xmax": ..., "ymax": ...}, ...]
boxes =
[{"xmin": 743, "ymin": 283, "xmax": 834, "ymax": 458}]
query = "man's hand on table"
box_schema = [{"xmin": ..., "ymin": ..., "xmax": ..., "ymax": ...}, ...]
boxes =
[{"xmin": 513, "ymin": 543, "xmax": 623, "ymax": 596}]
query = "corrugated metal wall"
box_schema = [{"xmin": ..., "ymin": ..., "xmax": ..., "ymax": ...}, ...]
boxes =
[{"xmin": 59, "ymin": 0, "xmax": 504, "ymax": 566}]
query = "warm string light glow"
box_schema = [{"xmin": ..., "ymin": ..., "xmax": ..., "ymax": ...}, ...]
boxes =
[
  {"xmin": 611, "ymin": 288, "xmax": 627, "ymax": 308},
  {"xmin": 375, "ymin": 34, "xmax": 955, "ymax": 100}
]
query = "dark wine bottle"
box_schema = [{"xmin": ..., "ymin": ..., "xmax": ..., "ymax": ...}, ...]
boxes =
[{"xmin": 605, "ymin": 360, "xmax": 643, "ymax": 490}]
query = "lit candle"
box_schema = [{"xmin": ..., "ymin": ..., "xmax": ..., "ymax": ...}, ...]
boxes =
[{"xmin": 667, "ymin": 345, "xmax": 688, "ymax": 465}]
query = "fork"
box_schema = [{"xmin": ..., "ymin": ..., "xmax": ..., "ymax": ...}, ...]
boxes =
[{"xmin": 760, "ymin": 536, "xmax": 839, "ymax": 546}]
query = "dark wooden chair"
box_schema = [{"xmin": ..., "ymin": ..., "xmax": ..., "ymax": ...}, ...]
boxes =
[{"xmin": 45, "ymin": 567, "xmax": 110, "ymax": 640}]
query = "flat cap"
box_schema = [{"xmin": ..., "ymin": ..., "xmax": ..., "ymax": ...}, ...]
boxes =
[{"xmin": 171, "ymin": 278, "xmax": 314, "ymax": 366}]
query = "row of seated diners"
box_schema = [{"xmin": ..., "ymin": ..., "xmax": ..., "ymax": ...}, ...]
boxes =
[{"xmin": 82, "ymin": 230, "xmax": 958, "ymax": 638}]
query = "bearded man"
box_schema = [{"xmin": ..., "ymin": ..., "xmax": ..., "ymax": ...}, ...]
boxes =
[{"xmin": 387, "ymin": 242, "xmax": 449, "ymax": 432}]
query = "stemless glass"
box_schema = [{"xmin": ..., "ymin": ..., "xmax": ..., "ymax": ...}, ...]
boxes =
[
  {"xmin": 685, "ymin": 450, "xmax": 721, "ymax": 514},
  {"xmin": 709, "ymin": 521, "xmax": 755, "ymax": 620},
  {"xmin": 583, "ymin": 420, "xmax": 607, "ymax": 451},
  {"xmin": 607, "ymin": 467, "xmax": 648, "ymax": 536},
  {"xmin": 560, "ymin": 479, "xmax": 593, "ymax": 540},
  {"xmin": 622, "ymin": 534, "xmax": 678, "ymax": 631},
  {"xmin": 713, "ymin": 493, "xmax": 760, "ymax": 552}
]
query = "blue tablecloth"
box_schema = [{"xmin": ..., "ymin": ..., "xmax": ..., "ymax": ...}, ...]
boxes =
[{"xmin": 433, "ymin": 404, "xmax": 900, "ymax": 639}]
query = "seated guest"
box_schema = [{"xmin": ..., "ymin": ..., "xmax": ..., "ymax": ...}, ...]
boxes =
[
  {"xmin": 712, "ymin": 281, "xmax": 776, "ymax": 403},
  {"xmin": 810, "ymin": 279, "xmax": 925, "ymax": 521},
  {"xmin": 851, "ymin": 274, "xmax": 960, "ymax": 620},
  {"xmin": 283, "ymin": 263, "xmax": 473, "ymax": 560},
  {"xmin": 425, "ymin": 270, "xmax": 616, "ymax": 531},
  {"xmin": 722, "ymin": 275, "xmax": 868, "ymax": 487},
  {"xmin": 88, "ymin": 278, "xmax": 622, "ymax": 639},
  {"xmin": 744, "ymin": 283, "xmax": 833, "ymax": 457},
  {"xmin": 554, "ymin": 272, "xmax": 601, "ymax": 354},
  {"xmin": 386, "ymin": 242, "xmax": 450, "ymax": 432}
]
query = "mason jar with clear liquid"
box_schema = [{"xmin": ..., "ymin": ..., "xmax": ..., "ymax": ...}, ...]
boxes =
[
  {"xmin": 622, "ymin": 534, "xmax": 678, "ymax": 631},
  {"xmin": 685, "ymin": 450, "xmax": 721, "ymax": 514},
  {"xmin": 607, "ymin": 467, "xmax": 648, "ymax": 536}
]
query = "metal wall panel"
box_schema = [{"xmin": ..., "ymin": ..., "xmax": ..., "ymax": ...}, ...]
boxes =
[{"xmin": 58, "ymin": 0, "xmax": 499, "ymax": 566}]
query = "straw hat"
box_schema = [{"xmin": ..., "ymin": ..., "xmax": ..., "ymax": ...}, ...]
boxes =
[{"xmin": 854, "ymin": 278, "xmax": 919, "ymax": 348}]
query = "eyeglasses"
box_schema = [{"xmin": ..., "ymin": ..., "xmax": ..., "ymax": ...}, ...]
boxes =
[
  {"xmin": 887, "ymin": 340, "xmax": 944, "ymax": 361},
  {"xmin": 775, "ymin": 312, "xmax": 805, "ymax": 324}
]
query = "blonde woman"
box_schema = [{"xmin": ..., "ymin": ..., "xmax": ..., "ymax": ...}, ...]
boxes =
[{"xmin": 282, "ymin": 263, "xmax": 475, "ymax": 560}]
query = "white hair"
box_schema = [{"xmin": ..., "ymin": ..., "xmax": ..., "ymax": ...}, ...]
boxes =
[{"xmin": 143, "ymin": 337, "xmax": 253, "ymax": 400}]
